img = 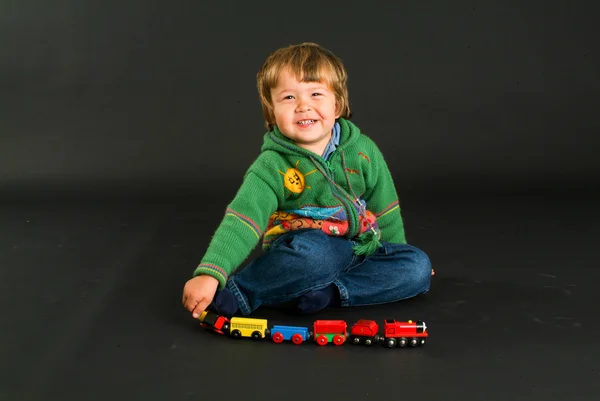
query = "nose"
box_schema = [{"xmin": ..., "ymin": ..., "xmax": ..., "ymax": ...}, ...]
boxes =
[{"xmin": 295, "ymin": 97, "xmax": 311, "ymax": 113}]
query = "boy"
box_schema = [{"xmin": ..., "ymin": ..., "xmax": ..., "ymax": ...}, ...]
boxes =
[{"xmin": 182, "ymin": 42, "xmax": 432, "ymax": 318}]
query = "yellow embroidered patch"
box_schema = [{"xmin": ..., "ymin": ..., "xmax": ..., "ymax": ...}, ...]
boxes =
[{"xmin": 279, "ymin": 160, "xmax": 317, "ymax": 195}]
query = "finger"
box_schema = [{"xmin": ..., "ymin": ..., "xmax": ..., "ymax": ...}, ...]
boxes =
[
  {"xmin": 192, "ymin": 300, "xmax": 209, "ymax": 319},
  {"xmin": 184, "ymin": 297, "xmax": 199, "ymax": 313}
]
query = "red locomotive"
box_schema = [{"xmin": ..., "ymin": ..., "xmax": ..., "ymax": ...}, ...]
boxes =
[{"xmin": 350, "ymin": 319, "xmax": 428, "ymax": 347}]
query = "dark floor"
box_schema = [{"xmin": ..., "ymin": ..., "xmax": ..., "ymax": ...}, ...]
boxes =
[{"xmin": 2, "ymin": 188, "xmax": 599, "ymax": 401}]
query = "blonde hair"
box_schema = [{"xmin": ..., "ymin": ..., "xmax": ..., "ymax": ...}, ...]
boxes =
[{"xmin": 257, "ymin": 42, "xmax": 352, "ymax": 131}]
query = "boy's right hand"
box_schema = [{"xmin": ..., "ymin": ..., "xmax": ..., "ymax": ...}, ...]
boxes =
[{"xmin": 182, "ymin": 275, "xmax": 220, "ymax": 319}]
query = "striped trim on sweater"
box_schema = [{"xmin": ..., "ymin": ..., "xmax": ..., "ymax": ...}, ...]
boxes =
[
  {"xmin": 194, "ymin": 263, "xmax": 228, "ymax": 284},
  {"xmin": 376, "ymin": 200, "xmax": 399, "ymax": 218},
  {"xmin": 225, "ymin": 208, "xmax": 262, "ymax": 239}
]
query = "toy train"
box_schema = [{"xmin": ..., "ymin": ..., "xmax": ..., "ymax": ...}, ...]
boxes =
[{"xmin": 198, "ymin": 311, "xmax": 428, "ymax": 348}]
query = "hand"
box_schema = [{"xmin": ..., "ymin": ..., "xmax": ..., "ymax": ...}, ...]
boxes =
[{"xmin": 182, "ymin": 275, "xmax": 220, "ymax": 319}]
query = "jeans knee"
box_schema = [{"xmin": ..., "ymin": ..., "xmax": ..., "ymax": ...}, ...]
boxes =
[{"xmin": 409, "ymin": 247, "xmax": 432, "ymax": 292}]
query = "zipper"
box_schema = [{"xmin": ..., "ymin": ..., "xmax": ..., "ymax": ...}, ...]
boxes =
[{"xmin": 311, "ymin": 154, "xmax": 360, "ymax": 239}]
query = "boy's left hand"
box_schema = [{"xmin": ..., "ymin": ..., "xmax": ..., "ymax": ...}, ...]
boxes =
[{"xmin": 182, "ymin": 275, "xmax": 220, "ymax": 318}]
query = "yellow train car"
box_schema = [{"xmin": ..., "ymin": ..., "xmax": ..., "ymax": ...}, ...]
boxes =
[{"xmin": 229, "ymin": 317, "xmax": 269, "ymax": 340}]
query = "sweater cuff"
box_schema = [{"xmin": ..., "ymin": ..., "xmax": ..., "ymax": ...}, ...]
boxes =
[{"xmin": 193, "ymin": 263, "xmax": 229, "ymax": 290}]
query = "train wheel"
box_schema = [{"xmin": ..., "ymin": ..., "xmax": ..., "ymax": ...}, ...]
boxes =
[
  {"xmin": 291, "ymin": 334, "xmax": 303, "ymax": 344},
  {"xmin": 272, "ymin": 332, "xmax": 284, "ymax": 344},
  {"xmin": 251, "ymin": 331, "xmax": 262, "ymax": 340},
  {"xmin": 364, "ymin": 338, "xmax": 373, "ymax": 346},
  {"xmin": 316, "ymin": 335, "xmax": 328, "ymax": 346},
  {"xmin": 333, "ymin": 335, "xmax": 345, "ymax": 345},
  {"xmin": 352, "ymin": 336, "xmax": 362, "ymax": 345},
  {"xmin": 231, "ymin": 330, "xmax": 241, "ymax": 339},
  {"xmin": 385, "ymin": 338, "xmax": 397, "ymax": 348},
  {"xmin": 222, "ymin": 323, "xmax": 230, "ymax": 333},
  {"xmin": 398, "ymin": 337, "xmax": 408, "ymax": 347},
  {"xmin": 410, "ymin": 338, "xmax": 419, "ymax": 347}
]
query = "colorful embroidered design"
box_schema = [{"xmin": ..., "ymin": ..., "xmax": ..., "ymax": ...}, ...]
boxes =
[
  {"xmin": 279, "ymin": 160, "xmax": 317, "ymax": 195},
  {"xmin": 358, "ymin": 152, "xmax": 370, "ymax": 162},
  {"xmin": 282, "ymin": 218, "xmax": 323, "ymax": 231},
  {"xmin": 287, "ymin": 205, "xmax": 344, "ymax": 220},
  {"xmin": 322, "ymin": 220, "xmax": 348, "ymax": 236},
  {"xmin": 262, "ymin": 202, "xmax": 379, "ymax": 249}
]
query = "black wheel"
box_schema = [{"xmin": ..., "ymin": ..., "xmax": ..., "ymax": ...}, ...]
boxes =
[
  {"xmin": 385, "ymin": 338, "xmax": 397, "ymax": 348},
  {"xmin": 251, "ymin": 331, "xmax": 262, "ymax": 340},
  {"xmin": 364, "ymin": 338, "xmax": 373, "ymax": 346},
  {"xmin": 352, "ymin": 336, "xmax": 362, "ymax": 345},
  {"xmin": 420, "ymin": 338, "xmax": 427, "ymax": 346},
  {"xmin": 222, "ymin": 323, "xmax": 230, "ymax": 333},
  {"xmin": 398, "ymin": 337, "xmax": 408, "ymax": 347},
  {"xmin": 231, "ymin": 329, "xmax": 241, "ymax": 338},
  {"xmin": 410, "ymin": 338, "xmax": 419, "ymax": 347}
]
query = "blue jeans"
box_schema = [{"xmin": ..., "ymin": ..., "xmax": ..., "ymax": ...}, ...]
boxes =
[{"xmin": 226, "ymin": 229, "xmax": 432, "ymax": 315}]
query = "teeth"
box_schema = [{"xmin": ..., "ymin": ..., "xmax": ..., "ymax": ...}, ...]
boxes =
[{"xmin": 297, "ymin": 120, "xmax": 315, "ymax": 125}]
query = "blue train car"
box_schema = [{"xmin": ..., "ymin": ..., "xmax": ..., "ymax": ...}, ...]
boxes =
[{"xmin": 270, "ymin": 325, "xmax": 310, "ymax": 344}]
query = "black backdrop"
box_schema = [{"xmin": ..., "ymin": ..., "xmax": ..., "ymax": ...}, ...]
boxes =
[
  {"xmin": 2, "ymin": 3, "xmax": 600, "ymax": 400},
  {"xmin": 1, "ymin": 0, "xmax": 599, "ymax": 196}
]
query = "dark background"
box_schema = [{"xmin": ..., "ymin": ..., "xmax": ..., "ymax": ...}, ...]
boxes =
[
  {"xmin": 2, "ymin": 1, "xmax": 599, "ymax": 401},
  {"xmin": 2, "ymin": 0, "xmax": 598, "ymax": 195}
]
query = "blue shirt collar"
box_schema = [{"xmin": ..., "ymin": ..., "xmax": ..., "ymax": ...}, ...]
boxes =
[{"xmin": 321, "ymin": 121, "xmax": 340, "ymax": 160}]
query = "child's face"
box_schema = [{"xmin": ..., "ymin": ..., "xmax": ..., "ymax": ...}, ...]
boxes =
[{"xmin": 270, "ymin": 68, "xmax": 340, "ymax": 155}]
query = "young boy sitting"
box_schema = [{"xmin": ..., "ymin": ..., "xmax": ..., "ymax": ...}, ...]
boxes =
[{"xmin": 182, "ymin": 42, "xmax": 432, "ymax": 318}]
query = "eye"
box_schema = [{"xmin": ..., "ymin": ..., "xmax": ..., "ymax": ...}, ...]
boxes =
[
  {"xmin": 283, "ymin": 95, "xmax": 294, "ymax": 100},
  {"xmin": 312, "ymin": 92, "xmax": 322, "ymax": 96}
]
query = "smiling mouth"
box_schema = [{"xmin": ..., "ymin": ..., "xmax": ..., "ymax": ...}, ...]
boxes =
[{"xmin": 297, "ymin": 120, "xmax": 315, "ymax": 125}]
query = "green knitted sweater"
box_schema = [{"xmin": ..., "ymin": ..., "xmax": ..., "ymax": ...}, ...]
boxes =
[{"xmin": 193, "ymin": 118, "xmax": 406, "ymax": 289}]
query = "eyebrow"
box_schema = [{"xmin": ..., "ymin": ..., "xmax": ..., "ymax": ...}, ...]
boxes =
[{"xmin": 274, "ymin": 84, "xmax": 329, "ymax": 96}]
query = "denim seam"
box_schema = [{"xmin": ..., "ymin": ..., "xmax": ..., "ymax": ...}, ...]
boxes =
[
  {"xmin": 332, "ymin": 279, "xmax": 349, "ymax": 306},
  {"xmin": 333, "ymin": 252, "xmax": 359, "ymax": 306},
  {"xmin": 227, "ymin": 278, "xmax": 252, "ymax": 315}
]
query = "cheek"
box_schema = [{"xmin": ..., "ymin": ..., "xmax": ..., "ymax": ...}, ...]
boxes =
[
  {"xmin": 322, "ymin": 102, "xmax": 338, "ymax": 118},
  {"xmin": 274, "ymin": 106, "xmax": 293, "ymax": 123},
  {"xmin": 272, "ymin": 110, "xmax": 285, "ymax": 125}
]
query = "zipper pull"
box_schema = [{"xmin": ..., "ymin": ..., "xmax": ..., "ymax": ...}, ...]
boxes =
[{"xmin": 326, "ymin": 160, "xmax": 335, "ymax": 173}]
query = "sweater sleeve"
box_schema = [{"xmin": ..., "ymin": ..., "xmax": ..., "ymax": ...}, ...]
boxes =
[
  {"xmin": 192, "ymin": 171, "xmax": 279, "ymax": 289},
  {"xmin": 362, "ymin": 141, "xmax": 407, "ymax": 244}
]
